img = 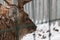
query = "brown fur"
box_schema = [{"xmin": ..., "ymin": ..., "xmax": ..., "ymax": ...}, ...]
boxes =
[{"xmin": 0, "ymin": 0, "xmax": 36, "ymax": 40}]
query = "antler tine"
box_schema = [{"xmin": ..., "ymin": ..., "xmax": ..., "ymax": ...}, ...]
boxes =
[
  {"xmin": 4, "ymin": 0, "xmax": 10, "ymax": 5},
  {"xmin": 4, "ymin": 0, "xmax": 18, "ymax": 8}
]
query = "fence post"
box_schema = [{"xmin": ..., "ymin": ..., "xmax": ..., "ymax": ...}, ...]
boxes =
[
  {"xmin": 48, "ymin": 0, "xmax": 52, "ymax": 40},
  {"xmin": 13, "ymin": 6, "xmax": 19, "ymax": 40}
]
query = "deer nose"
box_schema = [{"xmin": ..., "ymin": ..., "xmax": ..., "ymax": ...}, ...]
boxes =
[
  {"xmin": 26, "ymin": 21, "xmax": 36, "ymax": 31},
  {"xmin": 24, "ymin": 18, "xmax": 37, "ymax": 32},
  {"xmin": 31, "ymin": 23, "xmax": 37, "ymax": 31},
  {"xmin": 26, "ymin": 23, "xmax": 37, "ymax": 33}
]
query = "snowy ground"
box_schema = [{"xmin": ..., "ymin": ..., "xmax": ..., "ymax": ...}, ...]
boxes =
[{"xmin": 21, "ymin": 21, "xmax": 60, "ymax": 40}]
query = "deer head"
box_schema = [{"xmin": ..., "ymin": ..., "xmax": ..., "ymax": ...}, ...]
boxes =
[
  {"xmin": 0, "ymin": 0, "xmax": 36, "ymax": 40},
  {"xmin": 0, "ymin": 6, "xmax": 36, "ymax": 40},
  {"xmin": 18, "ymin": 10, "xmax": 36, "ymax": 40}
]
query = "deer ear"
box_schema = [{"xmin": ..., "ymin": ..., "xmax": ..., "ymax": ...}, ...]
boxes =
[{"xmin": 23, "ymin": 0, "xmax": 32, "ymax": 5}]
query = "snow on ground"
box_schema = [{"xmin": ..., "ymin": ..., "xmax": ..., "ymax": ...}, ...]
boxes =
[{"xmin": 21, "ymin": 21, "xmax": 60, "ymax": 40}]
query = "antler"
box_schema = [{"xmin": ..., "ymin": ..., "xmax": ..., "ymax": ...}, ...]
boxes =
[
  {"xmin": 4, "ymin": 0, "xmax": 32, "ymax": 12},
  {"xmin": 4, "ymin": 0, "xmax": 17, "ymax": 7}
]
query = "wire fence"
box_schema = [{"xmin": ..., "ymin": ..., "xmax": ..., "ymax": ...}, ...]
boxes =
[{"xmin": 24, "ymin": 0, "xmax": 60, "ymax": 40}]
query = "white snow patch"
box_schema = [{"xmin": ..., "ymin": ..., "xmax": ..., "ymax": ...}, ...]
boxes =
[{"xmin": 21, "ymin": 21, "xmax": 60, "ymax": 40}]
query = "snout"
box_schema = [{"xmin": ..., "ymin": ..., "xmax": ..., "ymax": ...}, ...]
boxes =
[
  {"xmin": 30, "ymin": 23, "xmax": 37, "ymax": 33},
  {"xmin": 26, "ymin": 23, "xmax": 37, "ymax": 33},
  {"xmin": 25, "ymin": 18, "xmax": 37, "ymax": 33}
]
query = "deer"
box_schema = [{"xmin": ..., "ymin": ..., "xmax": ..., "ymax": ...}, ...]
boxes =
[{"xmin": 0, "ymin": 0, "xmax": 36, "ymax": 40}]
